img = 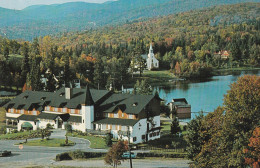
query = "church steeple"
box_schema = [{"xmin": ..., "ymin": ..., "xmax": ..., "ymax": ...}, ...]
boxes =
[
  {"xmin": 84, "ymin": 85, "xmax": 94, "ymax": 106},
  {"xmin": 149, "ymin": 43, "xmax": 153, "ymax": 54}
]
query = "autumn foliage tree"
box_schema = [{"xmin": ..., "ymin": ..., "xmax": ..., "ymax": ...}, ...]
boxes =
[
  {"xmin": 104, "ymin": 140, "xmax": 128, "ymax": 168},
  {"xmin": 244, "ymin": 127, "xmax": 260, "ymax": 168},
  {"xmin": 186, "ymin": 75, "xmax": 260, "ymax": 167}
]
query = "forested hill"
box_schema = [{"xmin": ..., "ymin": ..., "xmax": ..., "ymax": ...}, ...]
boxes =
[{"xmin": 0, "ymin": 0, "xmax": 260, "ymax": 40}]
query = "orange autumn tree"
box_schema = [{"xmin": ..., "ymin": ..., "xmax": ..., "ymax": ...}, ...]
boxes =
[{"xmin": 244, "ymin": 127, "xmax": 260, "ymax": 168}]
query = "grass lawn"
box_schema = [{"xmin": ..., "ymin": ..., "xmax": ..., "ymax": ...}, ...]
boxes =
[
  {"xmin": 67, "ymin": 132, "xmax": 107, "ymax": 149},
  {"xmin": 0, "ymin": 131, "xmax": 35, "ymax": 140},
  {"xmin": 20, "ymin": 138, "xmax": 75, "ymax": 147}
]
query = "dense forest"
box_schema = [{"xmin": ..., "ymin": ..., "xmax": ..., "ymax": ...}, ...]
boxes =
[
  {"xmin": 1, "ymin": 0, "xmax": 260, "ymax": 40},
  {"xmin": 0, "ymin": 3, "xmax": 260, "ymax": 91}
]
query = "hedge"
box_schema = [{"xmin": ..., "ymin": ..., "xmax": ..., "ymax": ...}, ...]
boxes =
[
  {"xmin": 136, "ymin": 152, "xmax": 187, "ymax": 158},
  {"xmin": 56, "ymin": 150, "xmax": 106, "ymax": 161}
]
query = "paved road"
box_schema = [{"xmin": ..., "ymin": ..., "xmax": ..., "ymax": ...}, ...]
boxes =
[
  {"xmin": 0, "ymin": 129, "xmax": 106, "ymax": 167},
  {"xmin": 0, "ymin": 130, "xmax": 190, "ymax": 168}
]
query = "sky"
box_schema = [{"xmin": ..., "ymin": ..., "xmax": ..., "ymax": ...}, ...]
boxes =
[{"xmin": 0, "ymin": 0, "xmax": 115, "ymax": 10}]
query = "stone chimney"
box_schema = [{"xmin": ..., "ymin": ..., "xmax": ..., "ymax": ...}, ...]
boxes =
[{"xmin": 65, "ymin": 87, "xmax": 73, "ymax": 99}]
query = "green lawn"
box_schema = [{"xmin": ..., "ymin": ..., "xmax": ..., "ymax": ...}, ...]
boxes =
[
  {"xmin": 21, "ymin": 138, "xmax": 75, "ymax": 147},
  {"xmin": 0, "ymin": 131, "xmax": 35, "ymax": 140},
  {"xmin": 67, "ymin": 132, "xmax": 107, "ymax": 149}
]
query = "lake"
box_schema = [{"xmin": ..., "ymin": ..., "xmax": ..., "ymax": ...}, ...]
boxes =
[{"xmin": 154, "ymin": 70, "xmax": 260, "ymax": 121}]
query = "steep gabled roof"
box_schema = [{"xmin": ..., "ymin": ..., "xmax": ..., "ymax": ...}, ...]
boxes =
[{"xmin": 98, "ymin": 93, "xmax": 155, "ymax": 114}]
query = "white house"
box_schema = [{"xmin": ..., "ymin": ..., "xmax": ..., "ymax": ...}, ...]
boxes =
[{"xmin": 3, "ymin": 86, "xmax": 162, "ymax": 144}]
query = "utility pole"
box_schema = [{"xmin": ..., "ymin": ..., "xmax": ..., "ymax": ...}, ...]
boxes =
[{"xmin": 127, "ymin": 126, "xmax": 133, "ymax": 168}]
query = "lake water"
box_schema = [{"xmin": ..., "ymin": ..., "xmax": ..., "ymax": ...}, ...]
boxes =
[{"xmin": 154, "ymin": 70, "xmax": 260, "ymax": 121}]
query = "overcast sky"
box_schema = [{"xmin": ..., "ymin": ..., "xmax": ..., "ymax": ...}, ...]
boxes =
[{"xmin": 0, "ymin": 0, "xmax": 115, "ymax": 10}]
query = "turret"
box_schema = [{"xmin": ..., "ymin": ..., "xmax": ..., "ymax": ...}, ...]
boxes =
[
  {"xmin": 81, "ymin": 85, "xmax": 94, "ymax": 132},
  {"xmin": 149, "ymin": 43, "xmax": 153, "ymax": 54}
]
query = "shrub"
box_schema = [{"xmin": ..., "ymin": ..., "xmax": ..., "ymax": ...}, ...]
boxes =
[
  {"xmin": 46, "ymin": 123, "xmax": 53, "ymax": 129},
  {"xmin": 65, "ymin": 123, "xmax": 72, "ymax": 133},
  {"xmin": 56, "ymin": 151, "xmax": 106, "ymax": 161},
  {"xmin": 105, "ymin": 133, "xmax": 113, "ymax": 147}
]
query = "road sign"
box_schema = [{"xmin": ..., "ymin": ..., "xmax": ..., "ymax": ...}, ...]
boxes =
[{"xmin": 19, "ymin": 144, "xmax": 23, "ymax": 150}]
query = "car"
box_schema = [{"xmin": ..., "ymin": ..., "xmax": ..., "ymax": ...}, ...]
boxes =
[
  {"xmin": 0, "ymin": 150, "xmax": 11, "ymax": 157},
  {"xmin": 122, "ymin": 152, "xmax": 136, "ymax": 159}
]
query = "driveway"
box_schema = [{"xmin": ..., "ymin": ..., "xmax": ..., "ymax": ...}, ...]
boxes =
[
  {"xmin": 0, "ymin": 130, "xmax": 190, "ymax": 168},
  {"xmin": 0, "ymin": 129, "xmax": 106, "ymax": 167}
]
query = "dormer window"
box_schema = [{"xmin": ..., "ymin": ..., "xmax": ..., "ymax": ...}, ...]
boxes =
[
  {"xmin": 60, "ymin": 93, "xmax": 64, "ymax": 96},
  {"xmin": 41, "ymin": 97, "xmax": 46, "ymax": 101},
  {"xmin": 23, "ymin": 96, "xmax": 28, "ymax": 99},
  {"xmin": 132, "ymin": 102, "xmax": 138, "ymax": 106}
]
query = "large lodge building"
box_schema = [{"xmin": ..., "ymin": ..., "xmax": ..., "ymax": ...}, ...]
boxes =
[{"xmin": 3, "ymin": 86, "xmax": 162, "ymax": 144}]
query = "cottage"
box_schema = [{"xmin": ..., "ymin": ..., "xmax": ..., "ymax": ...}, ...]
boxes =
[
  {"xmin": 168, "ymin": 98, "xmax": 191, "ymax": 119},
  {"xmin": 3, "ymin": 86, "xmax": 162, "ymax": 144}
]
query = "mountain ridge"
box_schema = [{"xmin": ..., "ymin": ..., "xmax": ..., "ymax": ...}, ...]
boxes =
[{"xmin": 0, "ymin": 0, "xmax": 260, "ymax": 40}]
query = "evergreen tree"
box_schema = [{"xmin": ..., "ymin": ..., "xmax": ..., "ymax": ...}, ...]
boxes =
[
  {"xmin": 93, "ymin": 58, "xmax": 106, "ymax": 89},
  {"xmin": 21, "ymin": 42, "xmax": 30, "ymax": 86},
  {"xmin": 171, "ymin": 116, "xmax": 181, "ymax": 135},
  {"xmin": 28, "ymin": 58, "xmax": 43, "ymax": 91},
  {"xmin": 133, "ymin": 79, "xmax": 153, "ymax": 95}
]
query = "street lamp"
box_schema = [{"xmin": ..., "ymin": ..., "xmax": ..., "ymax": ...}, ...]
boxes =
[{"xmin": 127, "ymin": 126, "xmax": 133, "ymax": 168}]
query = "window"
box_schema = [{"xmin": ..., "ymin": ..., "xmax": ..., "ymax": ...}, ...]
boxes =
[
  {"xmin": 149, "ymin": 133, "xmax": 152, "ymax": 137},
  {"xmin": 121, "ymin": 126, "xmax": 127, "ymax": 131},
  {"xmin": 10, "ymin": 108, "xmax": 14, "ymax": 113},
  {"xmin": 112, "ymin": 125, "xmax": 116, "ymax": 130},
  {"xmin": 129, "ymin": 114, "xmax": 133, "ymax": 119},
  {"xmin": 71, "ymin": 109, "xmax": 75, "ymax": 114},
  {"xmin": 62, "ymin": 108, "xmax": 66, "ymax": 112},
  {"xmin": 157, "ymin": 132, "xmax": 160, "ymax": 136},
  {"xmin": 79, "ymin": 110, "xmax": 82, "ymax": 115},
  {"xmin": 142, "ymin": 135, "xmax": 145, "ymax": 140},
  {"xmin": 102, "ymin": 124, "xmax": 106, "ymax": 130},
  {"xmin": 54, "ymin": 108, "xmax": 58, "ymax": 112},
  {"xmin": 46, "ymin": 106, "xmax": 50, "ymax": 111},
  {"xmin": 133, "ymin": 137, "xmax": 137, "ymax": 142},
  {"xmin": 114, "ymin": 113, "xmax": 118, "ymax": 118},
  {"xmin": 153, "ymin": 132, "xmax": 156, "ymax": 136},
  {"xmin": 21, "ymin": 109, "xmax": 24, "ymax": 114},
  {"xmin": 33, "ymin": 111, "xmax": 37, "ymax": 115}
]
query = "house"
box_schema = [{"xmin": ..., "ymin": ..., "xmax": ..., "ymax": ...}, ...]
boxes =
[
  {"xmin": 168, "ymin": 98, "xmax": 191, "ymax": 119},
  {"xmin": 214, "ymin": 50, "xmax": 230, "ymax": 60},
  {"xmin": 3, "ymin": 86, "xmax": 162, "ymax": 144}
]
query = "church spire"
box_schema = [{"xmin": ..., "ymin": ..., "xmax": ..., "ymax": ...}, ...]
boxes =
[
  {"xmin": 149, "ymin": 43, "xmax": 153, "ymax": 54},
  {"xmin": 84, "ymin": 85, "xmax": 94, "ymax": 106}
]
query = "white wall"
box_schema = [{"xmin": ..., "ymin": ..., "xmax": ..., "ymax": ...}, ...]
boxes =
[
  {"xmin": 38, "ymin": 119, "xmax": 56, "ymax": 129},
  {"xmin": 82, "ymin": 105, "xmax": 94, "ymax": 131},
  {"xmin": 18, "ymin": 120, "xmax": 37, "ymax": 131}
]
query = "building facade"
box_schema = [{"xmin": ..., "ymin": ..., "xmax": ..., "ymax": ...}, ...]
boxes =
[{"xmin": 3, "ymin": 86, "xmax": 162, "ymax": 144}]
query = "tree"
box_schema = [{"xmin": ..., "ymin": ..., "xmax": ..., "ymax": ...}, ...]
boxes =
[
  {"xmin": 105, "ymin": 133, "xmax": 113, "ymax": 147},
  {"xmin": 185, "ymin": 112, "xmax": 204, "ymax": 160},
  {"xmin": 244, "ymin": 127, "xmax": 260, "ymax": 168},
  {"xmin": 171, "ymin": 116, "xmax": 181, "ymax": 135},
  {"xmin": 133, "ymin": 79, "xmax": 153, "ymax": 95},
  {"xmin": 3, "ymin": 46, "xmax": 9, "ymax": 60},
  {"xmin": 28, "ymin": 58, "xmax": 43, "ymax": 91},
  {"xmin": 104, "ymin": 141, "xmax": 128, "ymax": 168},
  {"xmin": 65, "ymin": 123, "xmax": 72, "ymax": 133},
  {"xmin": 221, "ymin": 75, "xmax": 260, "ymax": 167},
  {"xmin": 21, "ymin": 42, "xmax": 30, "ymax": 86}
]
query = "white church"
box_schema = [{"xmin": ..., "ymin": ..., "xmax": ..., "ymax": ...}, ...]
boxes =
[{"xmin": 142, "ymin": 44, "xmax": 159, "ymax": 70}]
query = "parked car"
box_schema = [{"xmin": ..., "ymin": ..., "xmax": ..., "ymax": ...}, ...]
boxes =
[
  {"xmin": 0, "ymin": 150, "xmax": 11, "ymax": 157},
  {"xmin": 122, "ymin": 152, "xmax": 136, "ymax": 159}
]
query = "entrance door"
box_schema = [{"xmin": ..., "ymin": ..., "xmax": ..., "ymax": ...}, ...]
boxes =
[{"xmin": 58, "ymin": 120, "xmax": 62, "ymax": 128}]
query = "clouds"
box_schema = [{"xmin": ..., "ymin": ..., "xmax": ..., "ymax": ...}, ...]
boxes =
[{"xmin": 0, "ymin": 0, "xmax": 112, "ymax": 10}]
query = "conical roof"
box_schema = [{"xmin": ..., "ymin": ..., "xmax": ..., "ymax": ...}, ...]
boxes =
[{"xmin": 84, "ymin": 85, "xmax": 94, "ymax": 106}]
